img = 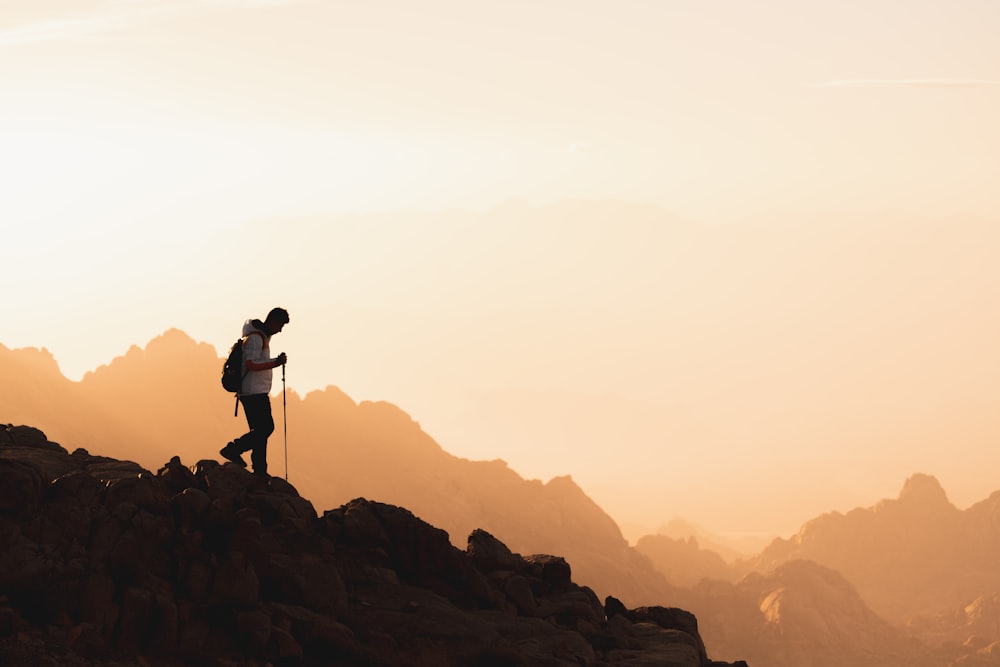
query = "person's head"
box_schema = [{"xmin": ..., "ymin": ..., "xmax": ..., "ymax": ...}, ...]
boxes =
[{"xmin": 264, "ymin": 307, "xmax": 290, "ymax": 335}]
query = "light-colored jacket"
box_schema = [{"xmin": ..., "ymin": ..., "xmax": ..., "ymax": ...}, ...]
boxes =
[{"xmin": 240, "ymin": 319, "xmax": 275, "ymax": 395}]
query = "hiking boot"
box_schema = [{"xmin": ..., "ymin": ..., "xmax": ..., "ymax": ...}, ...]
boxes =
[{"xmin": 219, "ymin": 443, "xmax": 247, "ymax": 467}]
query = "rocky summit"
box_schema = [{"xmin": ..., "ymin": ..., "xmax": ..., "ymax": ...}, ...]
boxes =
[{"xmin": 0, "ymin": 423, "xmax": 747, "ymax": 667}]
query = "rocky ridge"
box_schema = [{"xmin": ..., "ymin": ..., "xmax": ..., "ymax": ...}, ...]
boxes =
[{"xmin": 0, "ymin": 423, "xmax": 747, "ymax": 666}]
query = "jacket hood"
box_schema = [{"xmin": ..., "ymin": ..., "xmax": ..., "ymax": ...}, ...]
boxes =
[{"xmin": 242, "ymin": 319, "xmax": 268, "ymax": 337}]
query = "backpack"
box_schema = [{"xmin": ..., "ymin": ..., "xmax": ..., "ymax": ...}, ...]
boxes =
[
  {"xmin": 221, "ymin": 337, "xmax": 247, "ymax": 393},
  {"xmin": 221, "ymin": 331, "xmax": 264, "ymax": 393}
]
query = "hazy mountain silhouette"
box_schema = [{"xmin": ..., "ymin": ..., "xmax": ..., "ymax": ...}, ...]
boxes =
[
  {"xmin": 629, "ymin": 474, "xmax": 1000, "ymax": 665},
  {"xmin": 653, "ymin": 519, "xmax": 772, "ymax": 563},
  {"xmin": 1, "ymin": 330, "xmax": 675, "ymax": 609},
  {"xmin": 634, "ymin": 534, "xmax": 737, "ymax": 587},
  {"xmin": 747, "ymin": 474, "xmax": 1000, "ymax": 625},
  {"xmin": 0, "ymin": 344, "xmax": 120, "ymax": 454},
  {"xmin": 668, "ymin": 472, "xmax": 1000, "ymax": 665},
  {"xmin": 680, "ymin": 560, "xmax": 939, "ymax": 667}
]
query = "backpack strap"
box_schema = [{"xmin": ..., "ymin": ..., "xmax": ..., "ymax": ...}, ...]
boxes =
[{"xmin": 234, "ymin": 330, "xmax": 267, "ymax": 417}]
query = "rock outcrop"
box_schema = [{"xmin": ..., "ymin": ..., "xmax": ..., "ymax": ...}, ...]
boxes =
[{"xmin": 0, "ymin": 423, "xmax": 746, "ymax": 666}]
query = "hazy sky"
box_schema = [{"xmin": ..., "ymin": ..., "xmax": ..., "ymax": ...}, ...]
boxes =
[{"xmin": 5, "ymin": 0, "xmax": 1000, "ymax": 539}]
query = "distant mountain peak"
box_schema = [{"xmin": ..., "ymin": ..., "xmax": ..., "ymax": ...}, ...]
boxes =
[
  {"xmin": 154, "ymin": 327, "xmax": 198, "ymax": 344},
  {"xmin": 1, "ymin": 343, "xmax": 62, "ymax": 376},
  {"xmin": 898, "ymin": 473, "xmax": 950, "ymax": 506}
]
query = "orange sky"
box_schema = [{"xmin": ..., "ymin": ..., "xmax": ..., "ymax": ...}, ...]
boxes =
[{"xmin": 4, "ymin": 0, "xmax": 1000, "ymax": 541}]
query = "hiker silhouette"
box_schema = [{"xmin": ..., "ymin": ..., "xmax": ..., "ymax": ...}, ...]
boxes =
[{"xmin": 220, "ymin": 307, "xmax": 289, "ymax": 478}]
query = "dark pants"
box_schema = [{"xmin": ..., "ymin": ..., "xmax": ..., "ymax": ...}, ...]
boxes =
[{"xmin": 234, "ymin": 393, "xmax": 273, "ymax": 476}]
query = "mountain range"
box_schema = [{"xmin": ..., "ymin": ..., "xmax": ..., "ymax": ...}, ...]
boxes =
[
  {"xmin": 747, "ymin": 472, "xmax": 1000, "ymax": 627},
  {"xmin": 5, "ymin": 330, "xmax": 1000, "ymax": 665},
  {"xmin": 640, "ymin": 475, "xmax": 1000, "ymax": 665},
  {"xmin": 1, "ymin": 331, "xmax": 675, "ymax": 609}
]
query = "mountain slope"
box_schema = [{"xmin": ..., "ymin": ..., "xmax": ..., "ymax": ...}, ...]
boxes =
[{"xmin": 2, "ymin": 330, "xmax": 673, "ymax": 608}]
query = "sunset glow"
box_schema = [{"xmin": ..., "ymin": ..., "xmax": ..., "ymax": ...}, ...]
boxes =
[{"xmin": 5, "ymin": 0, "xmax": 1000, "ymax": 542}]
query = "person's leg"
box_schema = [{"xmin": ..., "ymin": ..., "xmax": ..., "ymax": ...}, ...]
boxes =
[
  {"xmin": 220, "ymin": 402, "xmax": 252, "ymax": 466},
  {"xmin": 238, "ymin": 393, "xmax": 273, "ymax": 476}
]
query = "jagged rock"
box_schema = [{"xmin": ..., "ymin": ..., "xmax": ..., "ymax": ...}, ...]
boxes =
[
  {"xmin": 0, "ymin": 424, "xmax": 748, "ymax": 666},
  {"xmin": 157, "ymin": 455, "xmax": 201, "ymax": 495},
  {"xmin": 605, "ymin": 595, "xmax": 629, "ymax": 619},
  {"xmin": 468, "ymin": 528, "xmax": 523, "ymax": 573},
  {"xmin": 323, "ymin": 498, "xmax": 496, "ymax": 610},
  {"xmin": 628, "ymin": 606, "xmax": 707, "ymax": 663},
  {"xmin": 1, "ymin": 425, "xmax": 57, "ymax": 450},
  {"xmin": 526, "ymin": 554, "xmax": 573, "ymax": 594},
  {"xmin": 605, "ymin": 622, "xmax": 704, "ymax": 666}
]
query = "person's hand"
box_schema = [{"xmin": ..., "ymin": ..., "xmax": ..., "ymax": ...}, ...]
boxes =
[{"xmin": 276, "ymin": 352, "xmax": 287, "ymax": 366}]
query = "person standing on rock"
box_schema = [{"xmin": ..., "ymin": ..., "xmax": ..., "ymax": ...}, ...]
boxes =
[{"xmin": 220, "ymin": 307, "xmax": 289, "ymax": 478}]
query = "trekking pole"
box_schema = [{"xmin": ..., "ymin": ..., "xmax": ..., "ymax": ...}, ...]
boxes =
[{"xmin": 282, "ymin": 362, "xmax": 288, "ymax": 482}]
